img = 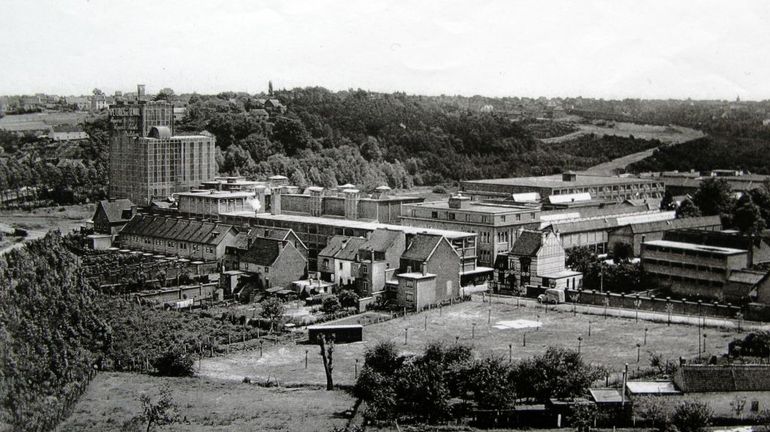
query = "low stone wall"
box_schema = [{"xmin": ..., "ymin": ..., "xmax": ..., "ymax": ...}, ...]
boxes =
[{"xmin": 562, "ymin": 289, "xmax": 741, "ymax": 319}]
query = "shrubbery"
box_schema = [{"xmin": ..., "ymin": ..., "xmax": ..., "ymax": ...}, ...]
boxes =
[{"xmin": 152, "ymin": 350, "xmax": 195, "ymax": 377}]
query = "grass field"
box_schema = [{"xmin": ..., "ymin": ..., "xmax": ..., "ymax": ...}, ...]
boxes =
[
  {"xmin": 541, "ymin": 122, "xmax": 704, "ymax": 145},
  {"xmin": 57, "ymin": 372, "xmax": 355, "ymax": 432},
  {"xmin": 199, "ymin": 299, "xmax": 746, "ymax": 387}
]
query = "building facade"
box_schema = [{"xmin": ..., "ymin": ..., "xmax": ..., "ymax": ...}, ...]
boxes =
[
  {"xmin": 118, "ymin": 215, "xmax": 237, "ymax": 261},
  {"xmin": 641, "ymin": 239, "xmax": 749, "ymax": 301},
  {"xmin": 462, "ymin": 172, "xmax": 665, "ymax": 202},
  {"xmin": 400, "ymin": 195, "xmax": 540, "ymax": 267}
]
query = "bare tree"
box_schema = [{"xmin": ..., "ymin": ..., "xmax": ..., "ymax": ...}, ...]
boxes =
[
  {"xmin": 138, "ymin": 387, "xmax": 176, "ymax": 432},
  {"xmin": 319, "ymin": 334, "xmax": 335, "ymax": 390}
]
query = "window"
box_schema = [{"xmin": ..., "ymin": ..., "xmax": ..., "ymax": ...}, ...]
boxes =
[
  {"xmin": 264, "ymin": 267, "xmax": 269, "ymax": 274},
  {"xmin": 516, "ymin": 214, "xmax": 521, "ymax": 221},
  {"xmin": 362, "ymin": 265, "xmax": 368, "ymax": 275},
  {"xmin": 339, "ymin": 262, "xmax": 343, "ymax": 270},
  {"xmin": 322, "ymin": 259, "xmax": 329, "ymax": 270},
  {"xmin": 501, "ymin": 215, "xmax": 506, "ymax": 222},
  {"xmin": 448, "ymin": 213, "xmax": 455, "ymax": 220},
  {"xmin": 431, "ymin": 211, "xmax": 438, "ymax": 219},
  {"xmin": 751, "ymin": 400, "xmax": 759, "ymax": 412}
]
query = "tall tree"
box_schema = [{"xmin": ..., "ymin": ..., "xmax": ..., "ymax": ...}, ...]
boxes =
[
  {"xmin": 732, "ymin": 194, "xmax": 766, "ymax": 235},
  {"xmin": 693, "ymin": 177, "xmax": 733, "ymax": 216},
  {"xmin": 676, "ymin": 198, "xmax": 702, "ymax": 219}
]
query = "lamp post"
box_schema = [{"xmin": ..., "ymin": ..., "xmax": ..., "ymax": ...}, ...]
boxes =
[
  {"xmin": 305, "ymin": 349, "xmax": 308, "ymax": 369},
  {"xmin": 404, "ymin": 328, "xmax": 408, "ymax": 345},
  {"xmin": 259, "ymin": 340, "xmax": 263, "ymax": 358},
  {"xmin": 703, "ymin": 334, "xmax": 707, "ymax": 354},
  {"xmin": 644, "ymin": 328, "xmax": 648, "ymax": 345},
  {"xmin": 636, "ymin": 343, "xmax": 641, "ymax": 363},
  {"xmin": 578, "ymin": 336, "xmax": 583, "ymax": 354},
  {"xmin": 509, "ymin": 344, "xmax": 513, "ymax": 363},
  {"xmin": 588, "ymin": 320, "xmax": 592, "ymax": 337}
]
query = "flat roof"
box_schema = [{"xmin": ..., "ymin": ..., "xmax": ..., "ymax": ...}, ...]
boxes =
[
  {"xmin": 589, "ymin": 388, "xmax": 624, "ymax": 403},
  {"xmin": 464, "ymin": 174, "xmax": 658, "ymax": 189},
  {"xmin": 176, "ymin": 191, "xmax": 255, "ymax": 198},
  {"xmin": 222, "ymin": 211, "xmax": 476, "ymax": 239},
  {"xmin": 405, "ymin": 200, "xmax": 535, "ymax": 214},
  {"xmin": 644, "ymin": 240, "xmax": 747, "ymax": 255},
  {"xmin": 397, "ymin": 272, "xmax": 436, "ymax": 279},
  {"xmin": 626, "ymin": 381, "xmax": 681, "ymax": 395}
]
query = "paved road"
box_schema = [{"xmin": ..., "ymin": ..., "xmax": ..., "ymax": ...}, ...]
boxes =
[{"xmin": 483, "ymin": 294, "xmax": 770, "ymax": 332}]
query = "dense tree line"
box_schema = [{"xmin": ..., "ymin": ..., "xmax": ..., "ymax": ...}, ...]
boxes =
[
  {"xmin": 630, "ymin": 135, "xmax": 770, "ymax": 176},
  {"xmin": 0, "ymin": 116, "xmax": 110, "ymax": 206},
  {"xmin": 178, "ymin": 88, "xmax": 662, "ymax": 188},
  {"xmin": 0, "ymin": 233, "xmax": 262, "ymax": 431},
  {"xmin": 353, "ymin": 341, "xmax": 604, "ymax": 424}
]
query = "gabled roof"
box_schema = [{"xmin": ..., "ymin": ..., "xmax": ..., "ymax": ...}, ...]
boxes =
[
  {"xmin": 120, "ymin": 215, "xmax": 234, "ymax": 245},
  {"xmin": 674, "ymin": 365, "xmax": 770, "ymax": 393},
  {"xmin": 510, "ymin": 230, "xmax": 543, "ymax": 256},
  {"xmin": 318, "ymin": 235, "xmax": 347, "ymax": 258},
  {"xmin": 548, "ymin": 218, "xmax": 617, "ymax": 235},
  {"xmin": 97, "ymin": 199, "xmax": 135, "ymax": 224},
  {"xmin": 402, "ymin": 234, "xmax": 445, "ymax": 262},
  {"xmin": 231, "ymin": 227, "xmax": 305, "ymax": 251},
  {"xmin": 318, "ymin": 235, "xmax": 367, "ymax": 261},
  {"xmin": 240, "ymin": 237, "xmax": 284, "ymax": 267},
  {"xmin": 337, "ymin": 237, "xmax": 367, "ymax": 261},
  {"xmin": 359, "ymin": 229, "xmax": 403, "ymax": 253}
]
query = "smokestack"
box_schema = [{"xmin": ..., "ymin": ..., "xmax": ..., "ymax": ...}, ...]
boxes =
[
  {"xmin": 137, "ymin": 84, "xmax": 145, "ymax": 100},
  {"xmin": 421, "ymin": 262, "xmax": 427, "ymax": 275}
]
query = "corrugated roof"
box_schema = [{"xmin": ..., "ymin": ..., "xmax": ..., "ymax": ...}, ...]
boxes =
[
  {"xmin": 510, "ymin": 230, "xmax": 542, "ymax": 256},
  {"xmin": 548, "ymin": 218, "xmax": 617, "ymax": 234},
  {"xmin": 120, "ymin": 215, "xmax": 234, "ymax": 246},
  {"xmin": 628, "ymin": 215, "xmax": 721, "ymax": 234},
  {"xmin": 674, "ymin": 365, "xmax": 770, "ymax": 393},
  {"xmin": 402, "ymin": 234, "xmax": 444, "ymax": 262}
]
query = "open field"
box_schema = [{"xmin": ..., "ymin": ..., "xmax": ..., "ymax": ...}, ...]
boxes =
[
  {"xmin": 0, "ymin": 203, "xmax": 93, "ymax": 232},
  {"xmin": 0, "ymin": 204, "xmax": 93, "ymax": 254},
  {"xmin": 57, "ymin": 372, "xmax": 355, "ymax": 432},
  {"xmin": 199, "ymin": 299, "xmax": 747, "ymax": 387},
  {"xmin": 0, "ymin": 111, "xmax": 93, "ymax": 128},
  {"xmin": 541, "ymin": 122, "xmax": 704, "ymax": 145}
]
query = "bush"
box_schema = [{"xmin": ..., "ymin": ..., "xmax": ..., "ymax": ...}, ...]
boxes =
[
  {"xmin": 337, "ymin": 289, "xmax": 359, "ymax": 308},
  {"xmin": 671, "ymin": 400, "xmax": 712, "ymax": 432},
  {"xmin": 152, "ymin": 350, "xmax": 195, "ymax": 377},
  {"xmin": 432, "ymin": 185, "xmax": 447, "ymax": 194},
  {"xmin": 322, "ymin": 296, "xmax": 341, "ymax": 314}
]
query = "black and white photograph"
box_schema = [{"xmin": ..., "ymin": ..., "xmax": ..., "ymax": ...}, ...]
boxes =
[{"xmin": 2, "ymin": 1, "xmax": 770, "ymax": 431}]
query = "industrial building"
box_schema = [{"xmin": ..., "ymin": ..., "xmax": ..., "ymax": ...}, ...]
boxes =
[
  {"xmin": 461, "ymin": 171, "xmax": 665, "ymax": 202},
  {"xmin": 109, "ymin": 96, "xmax": 216, "ymax": 206},
  {"xmin": 400, "ymin": 194, "xmax": 540, "ymax": 267}
]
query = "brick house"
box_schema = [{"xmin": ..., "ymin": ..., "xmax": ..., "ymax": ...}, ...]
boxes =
[
  {"xmin": 92, "ymin": 198, "xmax": 136, "ymax": 235},
  {"xmin": 118, "ymin": 215, "xmax": 237, "ymax": 261},
  {"xmin": 355, "ymin": 228, "xmax": 405, "ymax": 297},
  {"xmin": 224, "ymin": 227, "xmax": 306, "ymax": 270},
  {"xmin": 395, "ymin": 233, "xmax": 461, "ymax": 310},
  {"xmin": 238, "ymin": 237, "xmax": 307, "ymax": 290},
  {"xmin": 499, "ymin": 229, "xmax": 582, "ymax": 292},
  {"xmin": 318, "ymin": 235, "xmax": 367, "ymax": 289}
]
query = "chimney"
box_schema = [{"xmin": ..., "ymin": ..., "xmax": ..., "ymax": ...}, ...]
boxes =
[
  {"xmin": 421, "ymin": 262, "xmax": 427, "ymax": 275},
  {"xmin": 407, "ymin": 265, "xmax": 412, "ymax": 273},
  {"xmin": 137, "ymin": 84, "xmax": 145, "ymax": 100},
  {"xmin": 271, "ymin": 186, "xmax": 282, "ymax": 215}
]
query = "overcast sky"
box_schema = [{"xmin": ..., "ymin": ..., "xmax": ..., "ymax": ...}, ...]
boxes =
[{"xmin": 3, "ymin": 0, "xmax": 770, "ymax": 100}]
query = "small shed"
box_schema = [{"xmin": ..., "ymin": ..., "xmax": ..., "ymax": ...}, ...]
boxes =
[{"xmin": 307, "ymin": 324, "xmax": 363, "ymax": 344}]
